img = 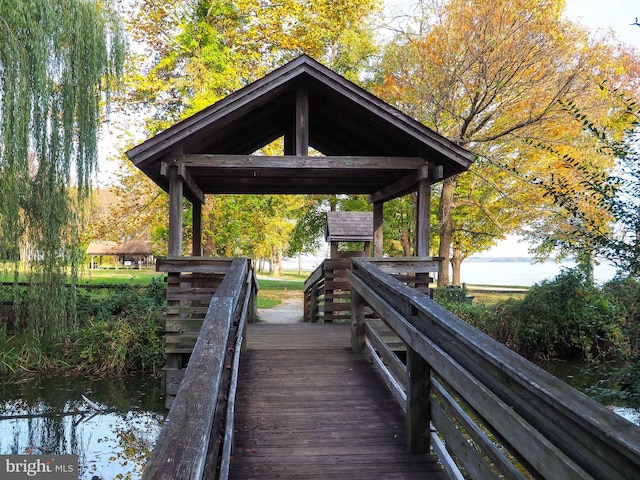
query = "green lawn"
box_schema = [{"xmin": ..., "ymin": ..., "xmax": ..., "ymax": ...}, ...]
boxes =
[
  {"xmin": 77, "ymin": 268, "xmax": 165, "ymax": 285},
  {"xmin": 256, "ymin": 272, "xmax": 306, "ymax": 309},
  {"xmin": 0, "ymin": 266, "xmax": 165, "ymax": 286}
]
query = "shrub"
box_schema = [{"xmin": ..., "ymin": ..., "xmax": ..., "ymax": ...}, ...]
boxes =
[
  {"xmin": 508, "ymin": 269, "xmax": 618, "ymax": 360},
  {"xmin": 72, "ymin": 281, "xmax": 165, "ymax": 374}
]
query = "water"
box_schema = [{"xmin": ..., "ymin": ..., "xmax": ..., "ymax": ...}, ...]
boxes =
[
  {"xmin": 540, "ymin": 360, "xmax": 640, "ymax": 427},
  {"xmin": 460, "ymin": 259, "xmax": 619, "ymax": 286},
  {"xmin": 0, "ymin": 373, "xmax": 165, "ymax": 480}
]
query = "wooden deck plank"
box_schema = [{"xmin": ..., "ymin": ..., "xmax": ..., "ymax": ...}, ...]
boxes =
[{"xmin": 230, "ymin": 323, "xmax": 447, "ymax": 479}]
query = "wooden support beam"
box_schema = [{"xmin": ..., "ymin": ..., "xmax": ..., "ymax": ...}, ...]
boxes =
[
  {"xmin": 350, "ymin": 288, "xmax": 365, "ymax": 352},
  {"xmin": 168, "ymin": 165, "xmax": 183, "ymax": 256},
  {"xmin": 373, "ymin": 201, "xmax": 384, "ymax": 257},
  {"xmin": 369, "ymin": 166, "xmax": 429, "ymax": 204},
  {"xmin": 415, "ymin": 176, "xmax": 431, "ymax": 257},
  {"xmin": 296, "ymin": 87, "xmax": 309, "ymax": 156},
  {"xmin": 181, "ymin": 154, "xmax": 427, "ymax": 170},
  {"xmin": 161, "ymin": 160, "xmax": 205, "ymax": 205},
  {"xmin": 406, "ymin": 343, "xmax": 431, "ymax": 453},
  {"xmin": 192, "ymin": 201, "xmax": 202, "ymax": 257},
  {"xmin": 178, "ymin": 164, "xmax": 205, "ymax": 204}
]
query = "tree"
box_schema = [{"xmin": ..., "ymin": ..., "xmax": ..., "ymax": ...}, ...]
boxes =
[
  {"xmin": 528, "ymin": 89, "xmax": 640, "ymax": 278},
  {"xmin": 0, "ymin": 0, "xmax": 124, "ymax": 353},
  {"xmin": 376, "ymin": 0, "xmax": 636, "ymax": 285},
  {"xmin": 124, "ymin": 0, "xmax": 380, "ymax": 131}
]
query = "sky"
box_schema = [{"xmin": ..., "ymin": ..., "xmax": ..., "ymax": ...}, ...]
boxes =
[{"xmin": 564, "ymin": 0, "xmax": 638, "ymax": 46}]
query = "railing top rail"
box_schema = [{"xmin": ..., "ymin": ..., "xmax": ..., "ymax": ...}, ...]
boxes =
[
  {"xmin": 143, "ymin": 257, "xmax": 250, "ymax": 480},
  {"xmin": 350, "ymin": 257, "xmax": 640, "ymax": 478},
  {"xmin": 156, "ymin": 256, "xmax": 235, "ymax": 273},
  {"xmin": 303, "ymin": 259, "xmax": 326, "ymax": 291}
]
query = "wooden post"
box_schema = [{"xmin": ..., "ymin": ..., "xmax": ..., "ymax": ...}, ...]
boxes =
[
  {"xmin": 309, "ymin": 284, "xmax": 319, "ymax": 323},
  {"xmin": 192, "ymin": 201, "xmax": 202, "ymax": 257},
  {"xmin": 296, "ymin": 86, "xmax": 309, "ymax": 156},
  {"xmin": 406, "ymin": 332, "xmax": 430, "ymax": 452},
  {"xmin": 351, "ymin": 288, "xmax": 365, "ymax": 352},
  {"xmin": 168, "ymin": 165, "xmax": 183, "ymax": 256},
  {"xmin": 373, "ymin": 201, "xmax": 384, "ymax": 257},
  {"xmin": 416, "ymin": 176, "xmax": 431, "ymax": 257}
]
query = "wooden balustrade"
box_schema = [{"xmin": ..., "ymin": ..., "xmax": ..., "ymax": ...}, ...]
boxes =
[
  {"xmin": 348, "ymin": 257, "xmax": 640, "ymax": 480},
  {"xmin": 143, "ymin": 257, "xmax": 256, "ymax": 479},
  {"xmin": 303, "ymin": 257, "xmax": 440, "ymax": 323}
]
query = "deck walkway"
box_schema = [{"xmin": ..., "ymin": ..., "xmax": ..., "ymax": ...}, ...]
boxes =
[{"xmin": 229, "ymin": 323, "xmax": 447, "ymax": 479}]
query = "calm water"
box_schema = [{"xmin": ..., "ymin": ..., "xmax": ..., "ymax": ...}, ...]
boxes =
[
  {"xmin": 540, "ymin": 360, "xmax": 640, "ymax": 427},
  {"xmin": 0, "ymin": 373, "xmax": 165, "ymax": 479},
  {"xmin": 460, "ymin": 259, "xmax": 619, "ymax": 286}
]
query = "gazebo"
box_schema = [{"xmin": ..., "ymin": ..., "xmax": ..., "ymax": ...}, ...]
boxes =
[
  {"xmin": 126, "ymin": 55, "xmax": 474, "ymax": 260},
  {"xmin": 86, "ymin": 240, "xmax": 153, "ymax": 269},
  {"xmin": 325, "ymin": 211, "xmax": 373, "ymax": 259}
]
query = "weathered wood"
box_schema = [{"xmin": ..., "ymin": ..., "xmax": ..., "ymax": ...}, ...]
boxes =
[
  {"xmin": 415, "ymin": 175, "xmax": 431, "ymax": 257},
  {"xmin": 373, "ymin": 201, "xmax": 384, "ymax": 257},
  {"xmin": 366, "ymin": 336, "xmax": 407, "ymax": 410},
  {"xmin": 295, "ymin": 86, "xmax": 309, "ymax": 156},
  {"xmin": 431, "ymin": 378, "xmax": 528, "ymax": 480},
  {"xmin": 351, "ymin": 264, "xmax": 593, "ymax": 478},
  {"xmin": 181, "ymin": 154, "xmax": 428, "ymax": 170},
  {"xmin": 218, "ymin": 271, "xmax": 253, "ymax": 480},
  {"xmin": 192, "ymin": 201, "xmax": 202, "ymax": 256},
  {"xmin": 168, "ymin": 164, "xmax": 183, "ymax": 256},
  {"xmin": 143, "ymin": 258, "xmax": 253, "ymax": 480},
  {"xmin": 364, "ymin": 321, "xmax": 406, "ymax": 385},
  {"xmin": 369, "ymin": 165, "xmax": 430, "ymax": 204},
  {"xmin": 156, "ymin": 257, "xmax": 233, "ymax": 273},
  {"xmin": 230, "ymin": 323, "xmax": 448, "ymax": 479},
  {"xmin": 351, "ymin": 288, "xmax": 365, "ymax": 351},
  {"xmin": 349, "ymin": 258, "xmax": 640, "ymax": 479},
  {"xmin": 406, "ymin": 345, "xmax": 430, "ymax": 453},
  {"xmin": 368, "ymin": 256, "xmax": 441, "ymax": 274}
]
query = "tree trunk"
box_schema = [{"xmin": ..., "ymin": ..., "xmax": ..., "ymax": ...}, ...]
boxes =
[
  {"xmin": 276, "ymin": 248, "xmax": 283, "ymax": 276},
  {"xmin": 437, "ymin": 176, "xmax": 458, "ymax": 286},
  {"xmin": 451, "ymin": 246, "xmax": 462, "ymax": 286},
  {"xmin": 401, "ymin": 229, "xmax": 412, "ymax": 256}
]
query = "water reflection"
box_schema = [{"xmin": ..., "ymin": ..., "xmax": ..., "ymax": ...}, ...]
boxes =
[
  {"xmin": 540, "ymin": 359, "xmax": 640, "ymax": 427},
  {"xmin": 0, "ymin": 373, "xmax": 165, "ymax": 479}
]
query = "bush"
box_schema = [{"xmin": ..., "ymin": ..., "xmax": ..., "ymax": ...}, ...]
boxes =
[
  {"xmin": 436, "ymin": 269, "xmax": 621, "ymax": 361},
  {"xmin": 71, "ymin": 281, "xmax": 165, "ymax": 374}
]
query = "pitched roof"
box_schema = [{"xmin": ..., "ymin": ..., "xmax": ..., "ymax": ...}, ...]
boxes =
[
  {"xmin": 86, "ymin": 241, "xmax": 118, "ymax": 256},
  {"xmin": 326, "ymin": 211, "xmax": 373, "ymax": 242},
  {"xmin": 86, "ymin": 240, "xmax": 152, "ymax": 256},
  {"xmin": 126, "ymin": 55, "xmax": 474, "ymax": 200}
]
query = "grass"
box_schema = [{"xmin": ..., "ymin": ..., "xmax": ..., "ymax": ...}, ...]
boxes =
[
  {"xmin": 77, "ymin": 268, "xmax": 165, "ymax": 285},
  {"xmin": 0, "ymin": 266, "xmax": 165, "ymax": 286},
  {"xmin": 256, "ymin": 272, "xmax": 306, "ymax": 309}
]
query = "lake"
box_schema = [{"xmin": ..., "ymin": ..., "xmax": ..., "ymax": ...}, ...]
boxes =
[
  {"xmin": 459, "ymin": 259, "xmax": 619, "ymax": 286},
  {"xmin": 0, "ymin": 373, "xmax": 165, "ymax": 480}
]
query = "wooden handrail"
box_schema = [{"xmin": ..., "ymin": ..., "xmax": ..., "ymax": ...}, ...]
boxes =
[
  {"xmin": 142, "ymin": 258, "xmax": 255, "ymax": 480},
  {"xmin": 349, "ymin": 257, "xmax": 640, "ymax": 480}
]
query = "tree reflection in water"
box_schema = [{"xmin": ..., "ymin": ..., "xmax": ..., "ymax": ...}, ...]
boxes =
[{"xmin": 0, "ymin": 373, "xmax": 165, "ymax": 479}]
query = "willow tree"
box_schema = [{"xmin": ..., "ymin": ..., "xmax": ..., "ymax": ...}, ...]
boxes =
[{"xmin": 0, "ymin": 1, "xmax": 124, "ymax": 355}]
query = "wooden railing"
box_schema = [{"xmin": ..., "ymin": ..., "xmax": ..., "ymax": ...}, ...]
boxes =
[
  {"xmin": 303, "ymin": 257, "xmax": 440, "ymax": 322},
  {"xmin": 348, "ymin": 258, "xmax": 640, "ymax": 480},
  {"xmin": 143, "ymin": 257, "xmax": 257, "ymax": 480},
  {"xmin": 158, "ymin": 257, "xmax": 236, "ymax": 408}
]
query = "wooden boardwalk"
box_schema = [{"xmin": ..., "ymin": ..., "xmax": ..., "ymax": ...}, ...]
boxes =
[{"xmin": 229, "ymin": 323, "xmax": 447, "ymax": 479}]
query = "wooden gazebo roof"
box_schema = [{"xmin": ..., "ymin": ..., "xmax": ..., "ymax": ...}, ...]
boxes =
[
  {"xmin": 126, "ymin": 55, "xmax": 474, "ymax": 204},
  {"xmin": 326, "ymin": 212, "xmax": 373, "ymax": 243}
]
